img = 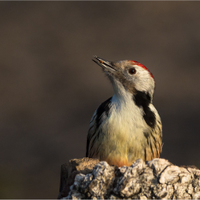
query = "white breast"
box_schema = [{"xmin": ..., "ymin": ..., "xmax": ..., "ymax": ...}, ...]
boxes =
[
  {"xmin": 99, "ymin": 93, "xmax": 150, "ymax": 160},
  {"xmin": 107, "ymin": 94, "xmax": 148, "ymax": 134}
]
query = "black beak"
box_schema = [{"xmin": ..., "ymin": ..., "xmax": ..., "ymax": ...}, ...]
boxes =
[{"xmin": 92, "ymin": 55, "xmax": 116, "ymax": 72}]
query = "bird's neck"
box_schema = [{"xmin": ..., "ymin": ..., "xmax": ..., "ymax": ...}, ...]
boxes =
[
  {"xmin": 111, "ymin": 91, "xmax": 137, "ymax": 111},
  {"xmin": 111, "ymin": 89, "xmax": 153, "ymax": 119}
]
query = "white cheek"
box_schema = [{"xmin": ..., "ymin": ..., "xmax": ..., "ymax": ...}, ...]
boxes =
[{"xmin": 134, "ymin": 72, "xmax": 154, "ymax": 94}]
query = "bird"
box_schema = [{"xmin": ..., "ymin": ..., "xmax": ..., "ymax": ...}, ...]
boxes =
[{"xmin": 86, "ymin": 56, "xmax": 162, "ymax": 167}]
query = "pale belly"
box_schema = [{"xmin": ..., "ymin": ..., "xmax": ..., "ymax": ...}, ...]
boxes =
[{"xmin": 98, "ymin": 109, "xmax": 147, "ymax": 167}]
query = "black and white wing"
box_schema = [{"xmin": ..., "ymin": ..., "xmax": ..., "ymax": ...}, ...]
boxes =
[{"xmin": 86, "ymin": 97, "xmax": 112, "ymax": 158}]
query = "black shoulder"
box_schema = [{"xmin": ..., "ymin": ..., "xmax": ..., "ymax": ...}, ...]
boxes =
[
  {"xmin": 96, "ymin": 97, "xmax": 112, "ymax": 128},
  {"xmin": 133, "ymin": 90, "xmax": 156, "ymax": 128}
]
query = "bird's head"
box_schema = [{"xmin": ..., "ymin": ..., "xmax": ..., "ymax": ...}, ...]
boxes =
[{"xmin": 92, "ymin": 56, "xmax": 155, "ymax": 100}]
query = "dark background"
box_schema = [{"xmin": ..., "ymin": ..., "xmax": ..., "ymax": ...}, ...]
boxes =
[{"xmin": 0, "ymin": 2, "xmax": 200, "ymax": 198}]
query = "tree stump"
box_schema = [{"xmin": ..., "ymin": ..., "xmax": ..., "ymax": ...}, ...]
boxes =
[{"xmin": 58, "ymin": 157, "xmax": 200, "ymax": 199}]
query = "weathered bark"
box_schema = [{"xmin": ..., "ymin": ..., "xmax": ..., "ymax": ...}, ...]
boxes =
[{"xmin": 58, "ymin": 158, "xmax": 200, "ymax": 199}]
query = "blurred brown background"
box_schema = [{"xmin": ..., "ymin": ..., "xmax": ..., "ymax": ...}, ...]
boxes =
[{"xmin": 0, "ymin": 1, "xmax": 200, "ymax": 198}]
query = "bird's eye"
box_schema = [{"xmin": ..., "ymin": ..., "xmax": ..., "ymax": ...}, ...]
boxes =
[{"xmin": 129, "ymin": 68, "xmax": 136, "ymax": 75}]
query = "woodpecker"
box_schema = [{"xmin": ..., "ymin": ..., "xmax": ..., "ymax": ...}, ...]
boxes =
[{"xmin": 86, "ymin": 56, "xmax": 162, "ymax": 167}]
